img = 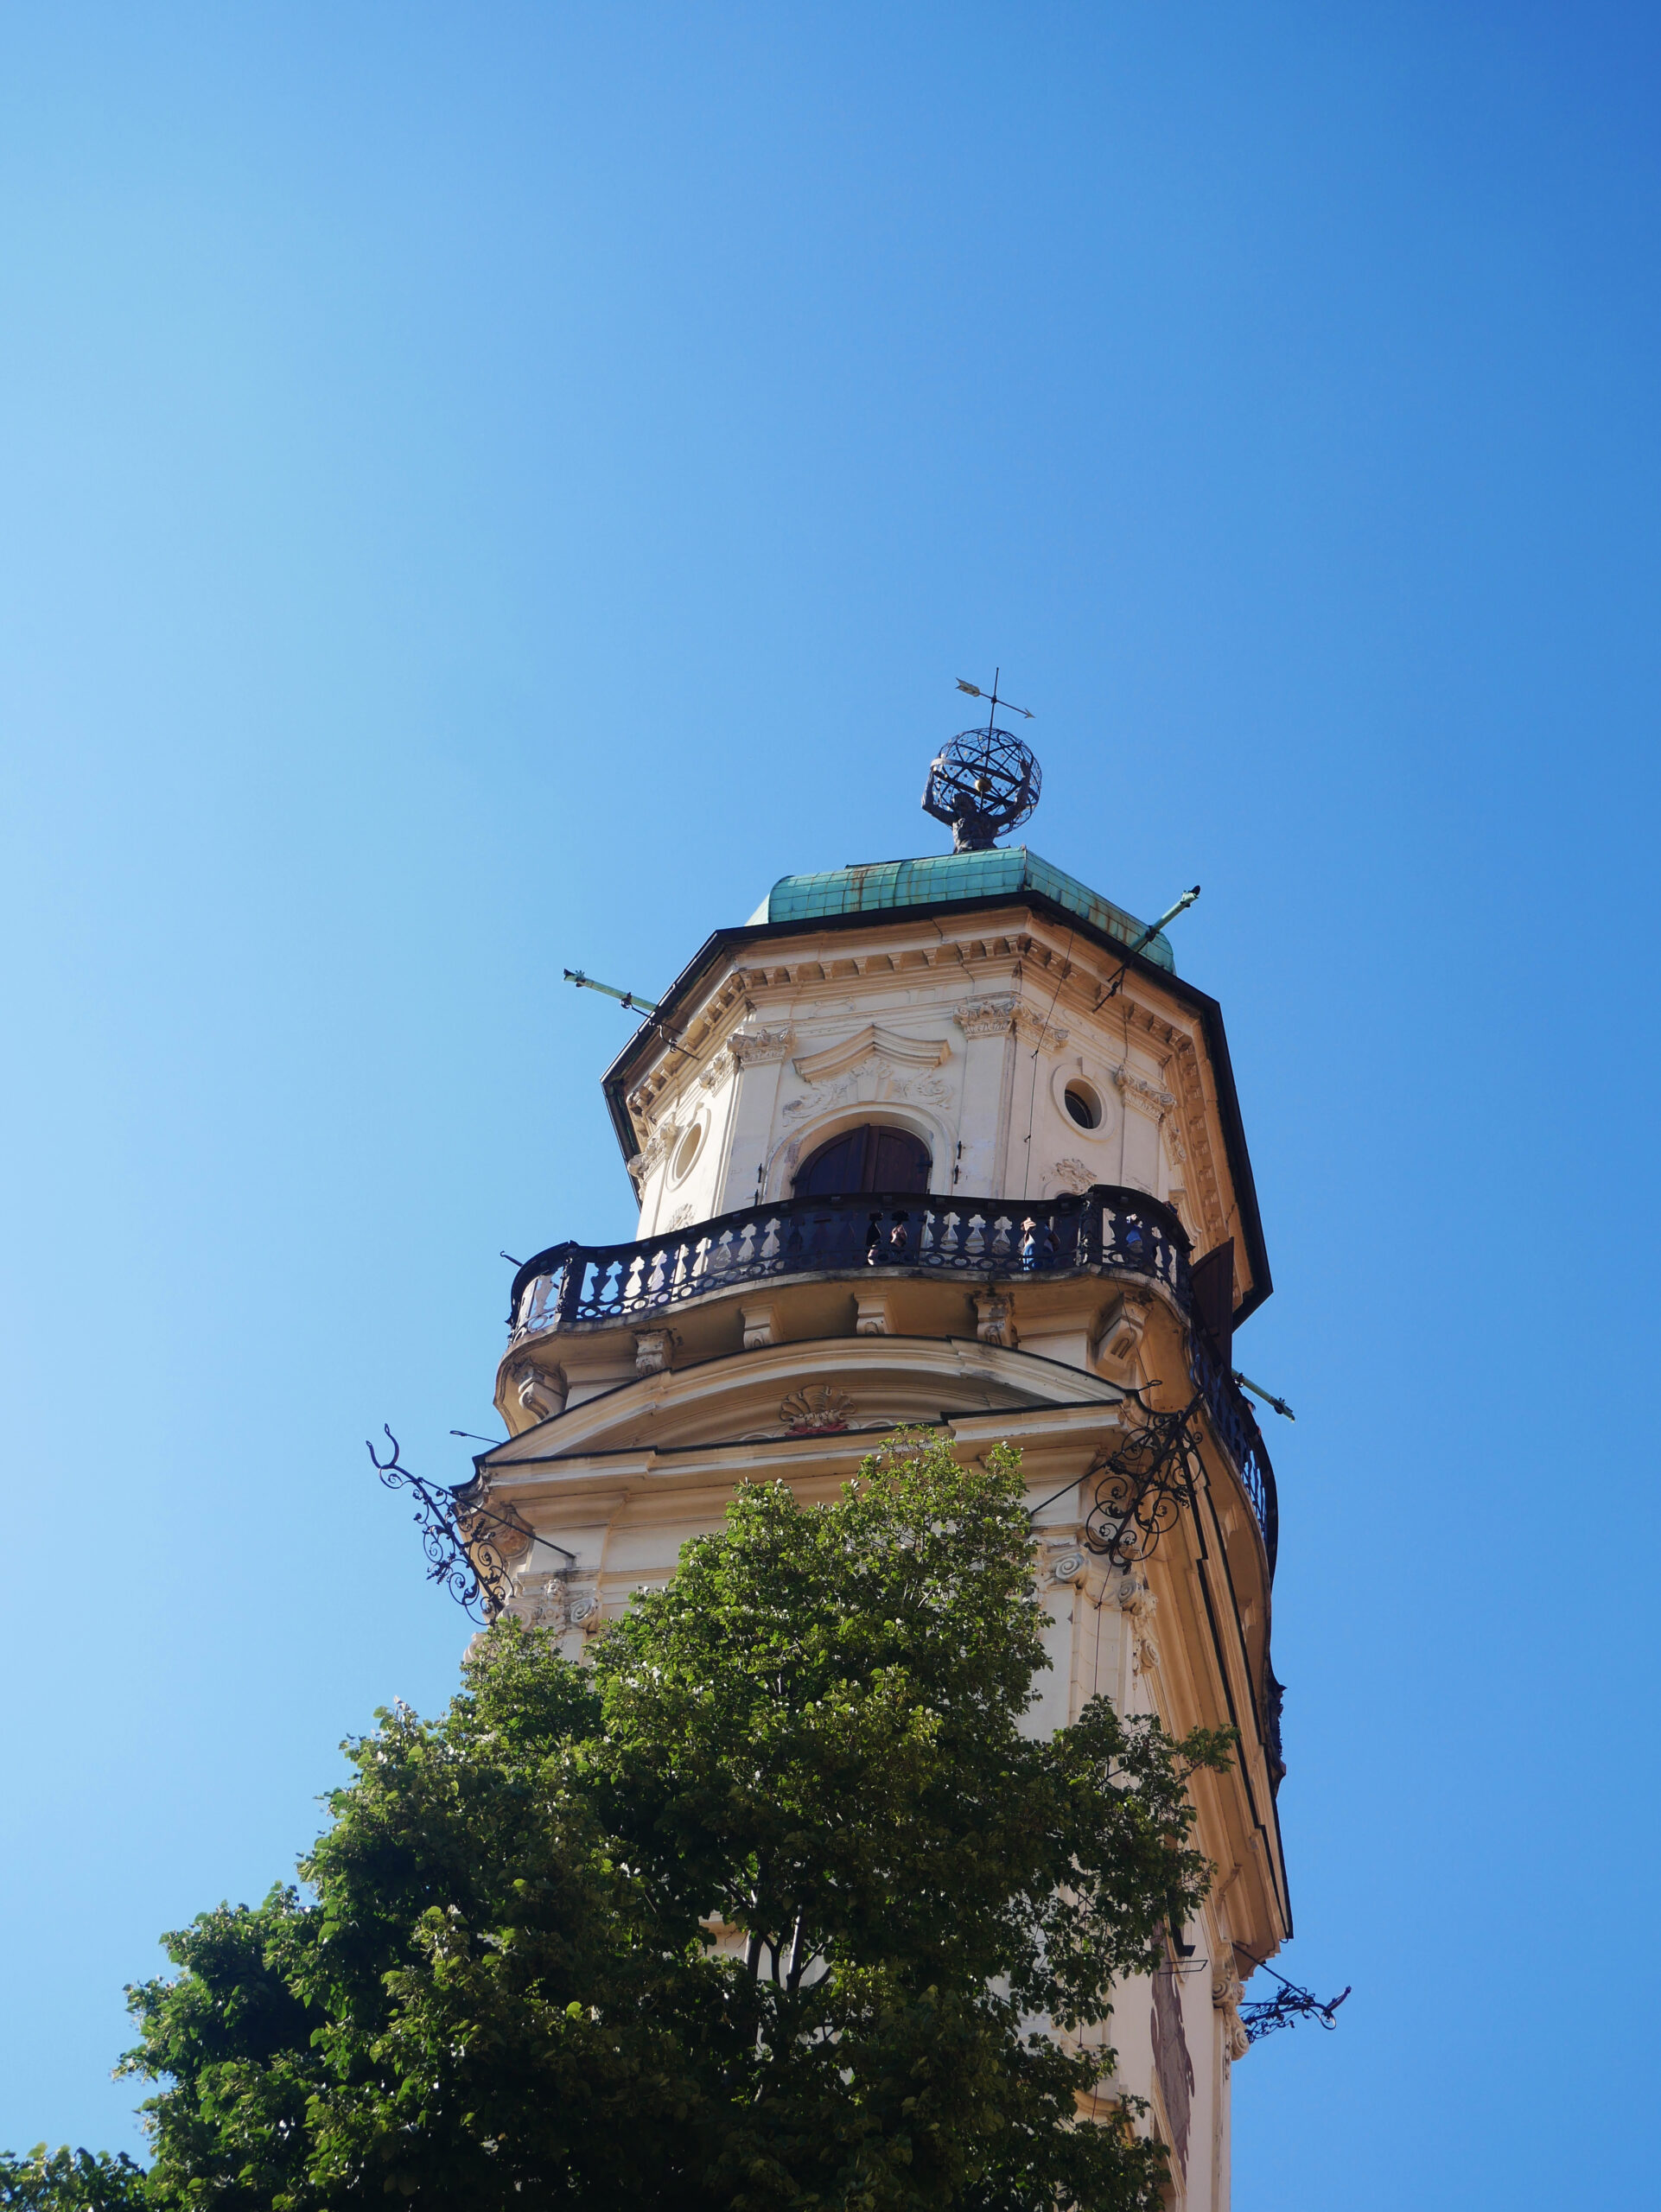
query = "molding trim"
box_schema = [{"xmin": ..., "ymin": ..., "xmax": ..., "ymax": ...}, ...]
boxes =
[{"xmin": 792, "ymin": 1024, "xmax": 950, "ymax": 1083}]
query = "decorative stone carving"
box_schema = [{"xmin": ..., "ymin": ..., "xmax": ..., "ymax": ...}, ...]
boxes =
[
  {"xmin": 780, "ymin": 1385, "xmax": 854, "ymax": 1434},
  {"xmin": 1013, "ymin": 1006, "xmax": 1068, "ymax": 1052},
  {"xmin": 975, "ymin": 1291, "xmax": 1016, "ymax": 1348},
  {"xmin": 792, "ymin": 1025, "xmax": 949, "ymax": 1084},
  {"xmin": 739, "ymin": 1301, "xmax": 779, "ymax": 1351},
  {"xmin": 697, "ymin": 1048, "xmax": 736, "ymax": 1096},
  {"xmin": 781, "ymin": 1026, "xmax": 955, "ymax": 1121},
  {"xmin": 1212, "ymin": 1962, "xmax": 1251, "ymax": 2062},
  {"xmin": 1050, "ymin": 1157, "xmax": 1093, "ymax": 1196},
  {"xmin": 519, "ymin": 1573, "xmax": 570, "ymax": 1632},
  {"xmin": 1043, "ymin": 1535, "xmax": 1085, "ymax": 1585},
  {"xmin": 508, "ymin": 1360, "xmax": 567, "ymax": 1424},
  {"xmin": 784, "ymin": 1079, "xmax": 844, "ymax": 1122},
  {"xmin": 955, "ymin": 995, "xmax": 1017, "ymax": 1039},
  {"xmin": 627, "ymin": 1119, "xmax": 677, "ymax": 1183},
  {"xmin": 665, "ymin": 1201, "xmax": 697, "ymax": 1231},
  {"xmin": 1116, "ymin": 1573, "xmax": 1161, "ymax": 1675},
  {"xmin": 1169, "ymin": 1031, "xmax": 1229, "ymax": 1254},
  {"xmin": 952, "ymin": 995, "xmax": 1065, "ymax": 1050},
  {"xmin": 475, "ymin": 1498, "xmax": 534, "ymax": 1563},
  {"xmin": 1092, "ymin": 1290, "xmax": 1150, "ymax": 1374},
  {"xmin": 1111, "ymin": 1065, "xmax": 1176, "ymax": 1115},
  {"xmin": 728, "ymin": 1023, "xmax": 793, "ymax": 1065},
  {"xmin": 853, "ymin": 1287, "xmax": 895, "ymax": 1336},
  {"xmin": 633, "ymin": 1328, "xmax": 677, "ymax": 1375}
]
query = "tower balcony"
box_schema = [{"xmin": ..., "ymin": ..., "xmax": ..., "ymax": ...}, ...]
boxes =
[{"xmin": 502, "ymin": 1184, "xmax": 1277, "ymax": 1573}]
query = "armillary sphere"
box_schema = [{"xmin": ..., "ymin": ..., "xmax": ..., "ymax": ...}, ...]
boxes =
[{"xmin": 922, "ymin": 725, "xmax": 1042, "ymax": 851}]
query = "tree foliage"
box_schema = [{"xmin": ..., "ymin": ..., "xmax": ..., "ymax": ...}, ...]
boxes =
[
  {"xmin": 0, "ymin": 2147, "xmax": 146, "ymax": 2212},
  {"xmin": 18, "ymin": 1437, "xmax": 1231, "ymax": 2209}
]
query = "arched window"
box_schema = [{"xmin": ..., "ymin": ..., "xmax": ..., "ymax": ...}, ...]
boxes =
[{"xmin": 793, "ymin": 1123, "xmax": 932, "ymax": 1198}]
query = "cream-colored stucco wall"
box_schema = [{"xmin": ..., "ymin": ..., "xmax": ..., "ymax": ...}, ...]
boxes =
[{"xmin": 614, "ymin": 899, "xmax": 1252, "ymax": 1308}]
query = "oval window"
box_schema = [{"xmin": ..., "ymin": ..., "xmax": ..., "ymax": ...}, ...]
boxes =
[
  {"xmin": 671, "ymin": 1123, "xmax": 703, "ymax": 1181},
  {"xmin": 1064, "ymin": 1080, "xmax": 1103, "ymax": 1131}
]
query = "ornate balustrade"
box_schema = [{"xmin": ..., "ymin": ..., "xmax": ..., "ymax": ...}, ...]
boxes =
[
  {"xmin": 507, "ymin": 1185, "xmax": 1189, "ymax": 1338},
  {"xmin": 505, "ymin": 1183, "xmax": 1276, "ymax": 1570}
]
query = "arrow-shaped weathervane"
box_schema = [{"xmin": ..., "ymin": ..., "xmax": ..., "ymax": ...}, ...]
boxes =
[{"xmin": 957, "ymin": 674, "xmax": 1034, "ymax": 721}]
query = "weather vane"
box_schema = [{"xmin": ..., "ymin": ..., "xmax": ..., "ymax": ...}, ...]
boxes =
[{"xmin": 923, "ymin": 669, "xmax": 1042, "ymax": 851}]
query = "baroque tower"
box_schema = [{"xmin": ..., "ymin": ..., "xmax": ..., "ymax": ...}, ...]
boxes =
[{"xmin": 477, "ymin": 716, "xmax": 1289, "ymax": 2207}]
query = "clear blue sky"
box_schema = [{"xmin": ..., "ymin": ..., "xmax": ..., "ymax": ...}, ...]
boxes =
[{"xmin": 2, "ymin": 5, "xmax": 1656, "ymax": 2201}]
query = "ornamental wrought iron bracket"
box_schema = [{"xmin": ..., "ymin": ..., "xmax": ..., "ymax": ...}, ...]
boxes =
[
  {"xmin": 1235, "ymin": 1948, "xmax": 1352, "ymax": 2044},
  {"xmin": 367, "ymin": 1426, "xmax": 572, "ymax": 1623},
  {"xmin": 1080, "ymin": 1386, "xmax": 1206, "ymax": 1566}
]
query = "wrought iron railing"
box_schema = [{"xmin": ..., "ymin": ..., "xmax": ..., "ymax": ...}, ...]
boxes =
[
  {"xmin": 1188, "ymin": 1330, "xmax": 1279, "ymax": 1575},
  {"xmin": 505, "ymin": 1183, "xmax": 1276, "ymax": 1571},
  {"xmin": 507, "ymin": 1185, "xmax": 1189, "ymax": 1338}
]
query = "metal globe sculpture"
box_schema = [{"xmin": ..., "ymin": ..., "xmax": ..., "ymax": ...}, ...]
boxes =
[{"xmin": 922, "ymin": 724, "xmax": 1042, "ymax": 852}]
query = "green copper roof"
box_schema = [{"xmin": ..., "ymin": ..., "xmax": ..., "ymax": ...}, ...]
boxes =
[{"xmin": 755, "ymin": 847, "xmax": 1176, "ymax": 971}]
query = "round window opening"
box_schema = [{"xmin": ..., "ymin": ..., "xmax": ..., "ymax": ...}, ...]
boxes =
[
  {"xmin": 671, "ymin": 1123, "xmax": 704, "ymax": 1181},
  {"xmin": 1064, "ymin": 1080, "xmax": 1103, "ymax": 1131}
]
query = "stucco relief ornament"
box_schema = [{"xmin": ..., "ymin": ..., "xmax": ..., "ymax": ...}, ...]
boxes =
[
  {"xmin": 462, "ymin": 1495, "xmax": 533, "ymax": 1565},
  {"xmin": 516, "ymin": 1573, "xmax": 570, "ymax": 1634},
  {"xmin": 1111, "ymin": 1065, "xmax": 1176, "ymax": 1115},
  {"xmin": 955, "ymin": 995, "xmax": 1018, "ymax": 1039},
  {"xmin": 1212, "ymin": 1963, "xmax": 1252, "ymax": 2063},
  {"xmin": 783, "ymin": 1071, "xmax": 856, "ymax": 1120},
  {"xmin": 627, "ymin": 1119, "xmax": 676, "ymax": 1181},
  {"xmin": 780, "ymin": 1385, "xmax": 855, "ymax": 1435},
  {"xmin": 1050, "ymin": 1157, "xmax": 1093, "ymax": 1195},
  {"xmin": 507, "ymin": 1360, "xmax": 566, "ymax": 1423},
  {"xmin": 782, "ymin": 1024, "xmax": 952, "ymax": 1117},
  {"xmin": 565, "ymin": 1581, "xmax": 601, "ymax": 1629},
  {"xmin": 1043, "ymin": 1535, "xmax": 1086, "ymax": 1585},
  {"xmin": 1117, "ymin": 1575, "xmax": 1161, "ymax": 1675},
  {"xmin": 975, "ymin": 1291, "xmax": 1015, "ymax": 1347},
  {"xmin": 728, "ymin": 1024, "xmax": 792, "ymax": 1065},
  {"xmin": 633, "ymin": 1328, "xmax": 677, "ymax": 1376},
  {"xmin": 1012, "ymin": 1006, "xmax": 1069, "ymax": 1052}
]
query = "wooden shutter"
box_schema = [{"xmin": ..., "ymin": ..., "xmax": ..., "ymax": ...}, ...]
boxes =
[
  {"xmin": 794, "ymin": 1127, "xmax": 869, "ymax": 1196},
  {"xmin": 1190, "ymin": 1237, "xmax": 1235, "ymax": 1363},
  {"xmin": 869, "ymin": 1126, "xmax": 931, "ymax": 1193}
]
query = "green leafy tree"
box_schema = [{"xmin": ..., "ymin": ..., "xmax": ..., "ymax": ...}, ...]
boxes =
[
  {"xmin": 23, "ymin": 1436, "xmax": 1231, "ymax": 2209},
  {"xmin": 0, "ymin": 2145, "xmax": 146, "ymax": 2211}
]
